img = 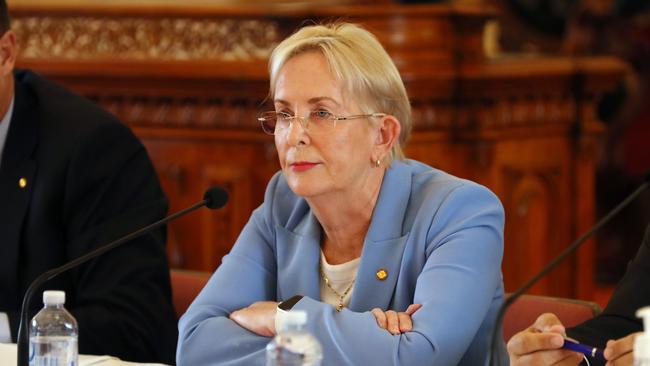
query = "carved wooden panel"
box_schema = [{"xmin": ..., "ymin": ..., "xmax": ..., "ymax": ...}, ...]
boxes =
[
  {"xmin": 502, "ymin": 167, "xmax": 561, "ymax": 295},
  {"xmin": 13, "ymin": 16, "xmax": 279, "ymax": 61},
  {"xmin": 10, "ymin": 2, "xmax": 625, "ymax": 299},
  {"xmin": 138, "ymin": 129, "xmax": 278, "ymax": 270}
]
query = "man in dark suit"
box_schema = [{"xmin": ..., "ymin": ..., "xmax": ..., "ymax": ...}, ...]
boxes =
[
  {"xmin": 0, "ymin": 2, "xmax": 177, "ymax": 363},
  {"xmin": 507, "ymin": 222, "xmax": 650, "ymax": 366}
]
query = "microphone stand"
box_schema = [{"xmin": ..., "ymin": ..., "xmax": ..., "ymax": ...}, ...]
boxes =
[{"xmin": 17, "ymin": 187, "xmax": 227, "ymax": 366}]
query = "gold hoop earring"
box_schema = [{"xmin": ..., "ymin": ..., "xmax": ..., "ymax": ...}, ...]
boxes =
[{"xmin": 375, "ymin": 159, "xmax": 381, "ymax": 167}]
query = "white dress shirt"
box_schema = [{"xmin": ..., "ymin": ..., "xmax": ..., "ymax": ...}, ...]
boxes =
[
  {"xmin": 0, "ymin": 96, "xmax": 15, "ymax": 342},
  {"xmin": 0, "ymin": 96, "xmax": 15, "ymax": 170}
]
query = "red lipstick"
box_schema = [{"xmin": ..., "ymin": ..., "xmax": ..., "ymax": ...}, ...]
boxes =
[{"xmin": 290, "ymin": 162, "xmax": 318, "ymax": 172}]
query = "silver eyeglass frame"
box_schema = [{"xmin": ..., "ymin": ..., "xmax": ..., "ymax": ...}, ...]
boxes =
[{"xmin": 257, "ymin": 111, "xmax": 387, "ymax": 135}]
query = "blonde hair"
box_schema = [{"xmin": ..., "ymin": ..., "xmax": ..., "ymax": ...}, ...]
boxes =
[{"xmin": 268, "ymin": 22, "xmax": 411, "ymax": 162}]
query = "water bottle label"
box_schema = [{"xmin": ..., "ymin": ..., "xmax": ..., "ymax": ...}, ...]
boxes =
[{"xmin": 29, "ymin": 336, "xmax": 78, "ymax": 366}]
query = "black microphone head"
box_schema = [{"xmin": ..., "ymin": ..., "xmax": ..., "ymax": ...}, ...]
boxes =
[{"xmin": 204, "ymin": 187, "xmax": 229, "ymax": 209}]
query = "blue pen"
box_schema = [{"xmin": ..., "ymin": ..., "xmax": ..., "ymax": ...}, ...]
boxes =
[{"xmin": 562, "ymin": 338, "xmax": 606, "ymax": 361}]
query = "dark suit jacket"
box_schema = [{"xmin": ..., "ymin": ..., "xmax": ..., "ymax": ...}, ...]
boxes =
[
  {"xmin": 0, "ymin": 70, "xmax": 177, "ymax": 364},
  {"xmin": 567, "ymin": 223, "xmax": 650, "ymax": 366}
]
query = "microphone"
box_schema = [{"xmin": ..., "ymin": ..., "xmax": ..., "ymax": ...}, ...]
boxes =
[
  {"xmin": 489, "ymin": 173, "xmax": 650, "ymax": 366},
  {"xmin": 16, "ymin": 187, "xmax": 228, "ymax": 366}
]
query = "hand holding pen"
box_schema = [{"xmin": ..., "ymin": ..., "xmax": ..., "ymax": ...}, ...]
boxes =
[
  {"xmin": 507, "ymin": 313, "xmax": 585, "ymax": 365},
  {"xmin": 508, "ymin": 313, "xmax": 640, "ymax": 366}
]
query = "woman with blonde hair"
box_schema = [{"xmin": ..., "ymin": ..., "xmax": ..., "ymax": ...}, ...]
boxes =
[{"xmin": 177, "ymin": 22, "xmax": 507, "ymax": 365}]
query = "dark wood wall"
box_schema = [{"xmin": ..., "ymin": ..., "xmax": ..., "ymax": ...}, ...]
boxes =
[{"xmin": 10, "ymin": 2, "xmax": 625, "ymax": 300}]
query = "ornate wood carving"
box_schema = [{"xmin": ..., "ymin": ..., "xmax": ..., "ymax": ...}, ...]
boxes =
[
  {"xmin": 13, "ymin": 16, "xmax": 279, "ymax": 61},
  {"xmin": 89, "ymin": 94, "xmax": 266, "ymax": 129},
  {"xmin": 11, "ymin": 2, "xmax": 625, "ymax": 299}
]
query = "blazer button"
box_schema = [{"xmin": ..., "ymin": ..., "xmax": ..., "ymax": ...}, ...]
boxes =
[
  {"xmin": 19, "ymin": 177, "xmax": 27, "ymax": 188},
  {"xmin": 376, "ymin": 268, "xmax": 388, "ymax": 281}
]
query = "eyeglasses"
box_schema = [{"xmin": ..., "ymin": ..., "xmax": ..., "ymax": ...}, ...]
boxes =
[{"xmin": 257, "ymin": 110, "xmax": 386, "ymax": 135}]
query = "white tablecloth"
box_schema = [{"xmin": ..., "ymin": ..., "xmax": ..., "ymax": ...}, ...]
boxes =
[{"xmin": 0, "ymin": 343, "xmax": 168, "ymax": 365}]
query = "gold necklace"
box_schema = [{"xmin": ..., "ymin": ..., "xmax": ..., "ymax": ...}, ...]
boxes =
[{"xmin": 320, "ymin": 265, "xmax": 355, "ymax": 312}]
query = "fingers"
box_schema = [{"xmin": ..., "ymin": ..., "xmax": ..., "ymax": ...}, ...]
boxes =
[
  {"xmin": 511, "ymin": 349, "xmax": 582, "ymax": 366},
  {"xmin": 385, "ymin": 310, "xmax": 400, "ymax": 334},
  {"xmin": 604, "ymin": 332, "xmax": 640, "ymax": 363},
  {"xmin": 533, "ymin": 313, "xmax": 566, "ymax": 335},
  {"xmin": 228, "ymin": 308, "xmax": 249, "ymax": 332},
  {"xmin": 372, "ymin": 308, "xmax": 387, "ymax": 330},
  {"xmin": 228, "ymin": 302, "xmax": 277, "ymax": 337},
  {"xmin": 229, "ymin": 308, "xmax": 243, "ymax": 322},
  {"xmin": 507, "ymin": 328, "xmax": 565, "ymax": 356},
  {"xmin": 561, "ymin": 352, "xmax": 586, "ymax": 365},
  {"xmin": 398, "ymin": 312, "xmax": 413, "ymax": 332},
  {"xmin": 405, "ymin": 304, "xmax": 422, "ymax": 315},
  {"xmin": 605, "ymin": 351, "xmax": 633, "ymax": 366},
  {"xmin": 372, "ymin": 306, "xmax": 419, "ymax": 335}
]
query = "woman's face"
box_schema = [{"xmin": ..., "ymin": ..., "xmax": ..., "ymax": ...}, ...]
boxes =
[{"xmin": 273, "ymin": 51, "xmax": 379, "ymax": 199}]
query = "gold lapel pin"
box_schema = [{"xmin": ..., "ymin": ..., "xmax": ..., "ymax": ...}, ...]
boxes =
[
  {"xmin": 376, "ymin": 268, "xmax": 388, "ymax": 281},
  {"xmin": 19, "ymin": 177, "xmax": 27, "ymax": 189}
]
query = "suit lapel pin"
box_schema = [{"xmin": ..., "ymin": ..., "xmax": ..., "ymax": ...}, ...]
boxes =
[
  {"xmin": 375, "ymin": 268, "xmax": 388, "ymax": 281},
  {"xmin": 19, "ymin": 177, "xmax": 27, "ymax": 189}
]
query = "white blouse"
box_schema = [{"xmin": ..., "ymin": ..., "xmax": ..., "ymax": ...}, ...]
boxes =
[
  {"xmin": 319, "ymin": 251, "xmax": 360, "ymax": 310},
  {"xmin": 275, "ymin": 251, "xmax": 360, "ymax": 332}
]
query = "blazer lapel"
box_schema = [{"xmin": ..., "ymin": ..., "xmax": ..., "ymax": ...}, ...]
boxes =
[
  {"xmin": 275, "ymin": 212, "xmax": 322, "ymax": 301},
  {"xmin": 348, "ymin": 161, "xmax": 413, "ymax": 311},
  {"xmin": 0, "ymin": 79, "xmax": 38, "ymax": 310},
  {"xmin": 348, "ymin": 234, "xmax": 409, "ymax": 311}
]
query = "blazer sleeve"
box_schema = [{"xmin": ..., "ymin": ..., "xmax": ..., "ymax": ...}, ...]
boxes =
[
  {"xmin": 177, "ymin": 181, "xmax": 504, "ymax": 365},
  {"xmin": 57, "ymin": 122, "xmax": 177, "ymax": 364},
  {"xmin": 177, "ymin": 183, "xmax": 278, "ymax": 366}
]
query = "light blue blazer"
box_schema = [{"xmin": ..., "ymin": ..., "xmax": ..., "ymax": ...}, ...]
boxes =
[{"xmin": 177, "ymin": 159, "xmax": 507, "ymax": 365}]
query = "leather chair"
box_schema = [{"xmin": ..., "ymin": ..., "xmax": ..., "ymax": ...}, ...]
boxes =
[
  {"xmin": 503, "ymin": 294, "xmax": 602, "ymax": 341},
  {"xmin": 170, "ymin": 269, "xmax": 211, "ymax": 319}
]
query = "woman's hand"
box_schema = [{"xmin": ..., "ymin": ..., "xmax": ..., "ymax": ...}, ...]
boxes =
[
  {"xmin": 604, "ymin": 332, "xmax": 641, "ymax": 366},
  {"xmin": 229, "ymin": 301, "xmax": 279, "ymax": 337},
  {"xmin": 371, "ymin": 304, "xmax": 422, "ymax": 335}
]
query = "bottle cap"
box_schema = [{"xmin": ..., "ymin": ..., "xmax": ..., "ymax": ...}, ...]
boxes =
[
  {"xmin": 43, "ymin": 290, "xmax": 65, "ymax": 305},
  {"xmin": 284, "ymin": 310, "xmax": 307, "ymax": 327}
]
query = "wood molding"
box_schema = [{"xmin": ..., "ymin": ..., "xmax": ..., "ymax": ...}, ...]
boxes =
[{"xmin": 9, "ymin": 2, "xmax": 627, "ymax": 299}]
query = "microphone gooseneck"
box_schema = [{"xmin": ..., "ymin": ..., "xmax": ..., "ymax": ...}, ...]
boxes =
[
  {"xmin": 489, "ymin": 176, "xmax": 650, "ymax": 366},
  {"xmin": 17, "ymin": 187, "xmax": 228, "ymax": 366}
]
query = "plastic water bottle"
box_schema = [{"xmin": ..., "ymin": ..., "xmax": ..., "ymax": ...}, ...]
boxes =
[
  {"xmin": 266, "ymin": 310, "xmax": 322, "ymax": 366},
  {"xmin": 635, "ymin": 306, "xmax": 650, "ymax": 366},
  {"xmin": 29, "ymin": 290, "xmax": 78, "ymax": 366}
]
